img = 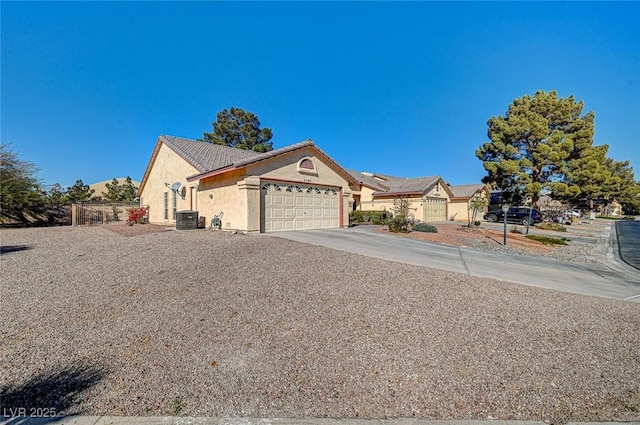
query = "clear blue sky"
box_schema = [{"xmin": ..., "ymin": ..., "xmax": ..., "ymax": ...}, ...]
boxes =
[{"xmin": 2, "ymin": 1, "xmax": 639, "ymax": 188}]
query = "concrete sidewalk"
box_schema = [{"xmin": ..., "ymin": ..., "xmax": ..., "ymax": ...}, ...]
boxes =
[{"xmin": 2, "ymin": 417, "xmax": 638, "ymax": 425}]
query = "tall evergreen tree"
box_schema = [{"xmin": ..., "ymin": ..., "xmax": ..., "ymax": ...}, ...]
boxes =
[
  {"xmin": 103, "ymin": 178, "xmax": 123, "ymax": 202},
  {"xmin": 46, "ymin": 183, "xmax": 68, "ymax": 206},
  {"xmin": 66, "ymin": 179, "xmax": 94, "ymax": 203},
  {"xmin": 120, "ymin": 176, "xmax": 138, "ymax": 202},
  {"xmin": 202, "ymin": 107, "xmax": 273, "ymax": 152},
  {"xmin": 476, "ymin": 90, "xmax": 594, "ymax": 207}
]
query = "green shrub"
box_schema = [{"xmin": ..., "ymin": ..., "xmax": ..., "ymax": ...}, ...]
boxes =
[
  {"xmin": 536, "ymin": 222, "xmax": 567, "ymax": 232},
  {"xmin": 412, "ymin": 222, "xmax": 437, "ymax": 233},
  {"xmin": 525, "ymin": 235, "xmax": 568, "ymax": 245},
  {"xmin": 349, "ymin": 210, "xmax": 389, "ymax": 225},
  {"xmin": 388, "ymin": 214, "xmax": 413, "ymax": 233}
]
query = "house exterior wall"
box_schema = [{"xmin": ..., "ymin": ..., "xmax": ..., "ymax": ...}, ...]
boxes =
[
  {"xmin": 449, "ymin": 189, "xmax": 489, "ymax": 222},
  {"xmin": 140, "ymin": 143, "xmax": 199, "ymax": 224},
  {"xmin": 448, "ymin": 200, "xmax": 470, "ymax": 222},
  {"xmin": 362, "ymin": 195, "xmax": 423, "ymax": 218},
  {"xmin": 190, "ymin": 148, "xmax": 354, "ymax": 231},
  {"xmin": 357, "ymin": 186, "xmax": 378, "ymax": 209},
  {"xmin": 247, "ymin": 148, "xmax": 353, "ymax": 229},
  {"xmin": 196, "ymin": 169, "xmax": 247, "ymax": 230}
]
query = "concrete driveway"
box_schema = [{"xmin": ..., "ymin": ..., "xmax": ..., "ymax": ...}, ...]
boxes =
[{"xmin": 272, "ymin": 225, "xmax": 640, "ymax": 302}]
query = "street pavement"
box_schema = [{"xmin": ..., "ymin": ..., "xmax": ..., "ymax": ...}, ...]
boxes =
[
  {"xmin": 616, "ymin": 220, "xmax": 640, "ymax": 270},
  {"xmin": 272, "ymin": 224, "xmax": 640, "ymax": 302}
]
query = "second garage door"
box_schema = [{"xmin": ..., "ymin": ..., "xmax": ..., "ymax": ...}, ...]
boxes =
[
  {"xmin": 423, "ymin": 197, "xmax": 447, "ymax": 222},
  {"xmin": 262, "ymin": 182, "xmax": 340, "ymax": 232}
]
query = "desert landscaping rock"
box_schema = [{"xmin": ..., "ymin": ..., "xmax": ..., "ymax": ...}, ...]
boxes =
[{"xmin": 1, "ymin": 225, "xmax": 639, "ymax": 422}]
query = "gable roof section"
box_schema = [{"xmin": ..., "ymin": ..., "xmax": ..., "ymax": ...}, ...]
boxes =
[
  {"xmin": 369, "ymin": 175, "xmax": 453, "ymax": 198},
  {"xmin": 346, "ymin": 170, "xmax": 389, "ymax": 192},
  {"xmin": 138, "ymin": 135, "xmax": 359, "ymax": 193},
  {"xmin": 186, "ymin": 139, "xmax": 358, "ymax": 185},
  {"xmin": 448, "ymin": 183, "xmax": 486, "ymax": 199},
  {"xmin": 161, "ymin": 135, "xmax": 259, "ymax": 173},
  {"xmin": 137, "ymin": 135, "xmax": 259, "ymax": 195}
]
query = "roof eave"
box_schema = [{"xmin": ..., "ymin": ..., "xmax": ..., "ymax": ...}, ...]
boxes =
[{"xmin": 137, "ymin": 137, "xmax": 164, "ymax": 197}]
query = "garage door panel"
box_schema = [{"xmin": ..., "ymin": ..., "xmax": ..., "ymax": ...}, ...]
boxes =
[
  {"xmin": 423, "ymin": 198, "xmax": 446, "ymax": 222},
  {"xmin": 263, "ymin": 182, "xmax": 340, "ymax": 232}
]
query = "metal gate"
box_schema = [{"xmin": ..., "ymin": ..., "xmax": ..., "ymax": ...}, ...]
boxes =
[{"xmin": 71, "ymin": 203, "xmax": 141, "ymax": 226}]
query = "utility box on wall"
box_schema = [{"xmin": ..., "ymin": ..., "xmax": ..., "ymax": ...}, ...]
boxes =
[{"xmin": 175, "ymin": 210, "xmax": 199, "ymax": 230}]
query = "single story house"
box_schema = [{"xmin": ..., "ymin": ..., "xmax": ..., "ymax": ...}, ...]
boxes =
[
  {"xmin": 138, "ymin": 135, "xmax": 486, "ymax": 232},
  {"xmin": 138, "ymin": 135, "xmax": 358, "ymax": 232},
  {"xmin": 347, "ymin": 170, "xmax": 453, "ymax": 222},
  {"xmin": 447, "ymin": 183, "xmax": 489, "ymax": 222}
]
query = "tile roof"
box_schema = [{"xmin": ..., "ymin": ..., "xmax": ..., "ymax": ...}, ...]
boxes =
[
  {"xmin": 158, "ymin": 135, "xmax": 357, "ymax": 186},
  {"xmin": 346, "ymin": 170, "xmax": 389, "ymax": 191},
  {"xmin": 373, "ymin": 175, "xmax": 442, "ymax": 195},
  {"xmin": 230, "ymin": 140, "xmax": 316, "ymax": 169},
  {"xmin": 448, "ymin": 183, "xmax": 485, "ymax": 198},
  {"xmin": 160, "ymin": 135, "xmax": 259, "ymax": 173}
]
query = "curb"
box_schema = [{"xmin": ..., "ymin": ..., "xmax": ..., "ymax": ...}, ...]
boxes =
[{"xmin": 2, "ymin": 418, "xmax": 639, "ymax": 425}]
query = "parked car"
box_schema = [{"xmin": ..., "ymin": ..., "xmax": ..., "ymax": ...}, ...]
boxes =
[{"xmin": 484, "ymin": 207, "xmax": 543, "ymax": 226}]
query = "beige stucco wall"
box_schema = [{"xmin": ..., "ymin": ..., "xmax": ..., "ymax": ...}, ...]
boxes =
[
  {"xmin": 357, "ymin": 186, "xmax": 377, "ymax": 209},
  {"xmin": 196, "ymin": 169, "xmax": 247, "ymax": 230},
  {"xmin": 142, "ymin": 144, "xmax": 354, "ymax": 231},
  {"xmin": 361, "ymin": 195, "xmax": 424, "ymax": 218},
  {"xmin": 139, "ymin": 143, "xmax": 199, "ymax": 224},
  {"xmin": 449, "ymin": 200, "xmax": 470, "ymax": 222},
  {"xmin": 424, "ymin": 183, "xmax": 449, "ymax": 199},
  {"xmin": 194, "ymin": 147, "xmax": 354, "ymax": 231},
  {"xmin": 449, "ymin": 189, "xmax": 489, "ymax": 222},
  {"xmin": 248, "ymin": 148, "xmax": 353, "ymax": 229}
]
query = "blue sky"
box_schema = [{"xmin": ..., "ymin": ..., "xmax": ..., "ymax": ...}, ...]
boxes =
[{"xmin": 2, "ymin": 1, "xmax": 639, "ymax": 188}]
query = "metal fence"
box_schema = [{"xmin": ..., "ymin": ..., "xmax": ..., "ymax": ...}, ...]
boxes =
[{"xmin": 71, "ymin": 203, "xmax": 141, "ymax": 226}]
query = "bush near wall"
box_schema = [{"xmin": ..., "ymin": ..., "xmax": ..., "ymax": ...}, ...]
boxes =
[
  {"xmin": 412, "ymin": 222, "xmax": 438, "ymax": 233},
  {"xmin": 349, "ymin": 210, "xmax": 389, "ymax": 225}
]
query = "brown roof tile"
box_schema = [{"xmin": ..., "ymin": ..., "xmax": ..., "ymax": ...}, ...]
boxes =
[
  {"xmin": 346, "ymin": 170, "xmax": 389, "ymax": 191},
  {"xmin": 160, "ymin": 135, "xmax": 259, "ymax": 173},
  {"xmin": 449, "ymin": 183, "xmax": 486, "ymax": 198}
]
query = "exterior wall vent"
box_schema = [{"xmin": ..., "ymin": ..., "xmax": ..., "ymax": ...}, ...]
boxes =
[{"xmin": 297, "ymin": 157, "xmax": 318, "ymax": 176}]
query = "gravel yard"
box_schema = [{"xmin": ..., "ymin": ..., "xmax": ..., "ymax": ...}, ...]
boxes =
[
  {"xmin": 1, "ymin": 225, "xmax": 639, "ymax": 422},
  {"xmin": 375, "ymin": 222, "xmax": 604, "ymax": 264}
]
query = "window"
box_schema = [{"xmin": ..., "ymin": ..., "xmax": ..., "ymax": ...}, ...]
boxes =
[
  {"xmin": 163, "ymin": 192, "xmax": 169, "ymax": 220},
  {"xmin": 172, "ymin": 190, "xmax": 177, "ymax": 219}
]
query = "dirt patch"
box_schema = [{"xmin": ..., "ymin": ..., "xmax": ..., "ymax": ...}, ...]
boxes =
[{"xmin": 375, "ymin": 222, "xmax": 553, "ymax": 254}]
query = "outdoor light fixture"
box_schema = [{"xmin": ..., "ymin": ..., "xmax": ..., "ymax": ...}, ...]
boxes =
[{"xmin": 502, "ymin": 204, "xmax": 510, "ymax": 246}]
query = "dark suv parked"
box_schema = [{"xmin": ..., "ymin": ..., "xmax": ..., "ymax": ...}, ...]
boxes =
[{"xmin": 484, "ymin": 207, "xmax": 543, "ymax": 226}]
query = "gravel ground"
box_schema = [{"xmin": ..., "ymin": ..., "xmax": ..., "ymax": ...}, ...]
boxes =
[
  {"xmin": 377, "ymin": 223, "xmax": 603, "ymax": 264},
  {"xmin": 459, "ymin": 238, "xmax": 600, "ymax": 264},
  {"xmin": 1, "ymin": 225, "xmax": 639, "ymax": 422}
]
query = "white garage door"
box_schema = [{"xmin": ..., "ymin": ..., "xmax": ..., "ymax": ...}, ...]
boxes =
[
  {"xmin": 423, "ymin": 198, "xmax": 447, "ymax": 222},
  {"xmin": 262, "ymin": 182, "xmax": 340, "ymax": 232}
]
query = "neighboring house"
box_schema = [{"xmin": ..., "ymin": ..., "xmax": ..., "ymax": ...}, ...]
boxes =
[
  {"xmin": 603, "ymin": 200, "xmax": 623, "ymax": 216},
  {"xmin": 347, "ymin": 171, "xmax": 453, "ymax": 222},
  {"xmin": 138, "ymin": 135, "xmax": 358, "ymax": 232},
  {"xmin": 89, "ymin": 177, "xmax": 141, "ymax": 201},
  {"xmin": 538, "ymin": 195, "xmax": 566, "ymax": 212},
  {"xmin": 447, "ymin": 184, "xmax": 489, "ymax": 222}
]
